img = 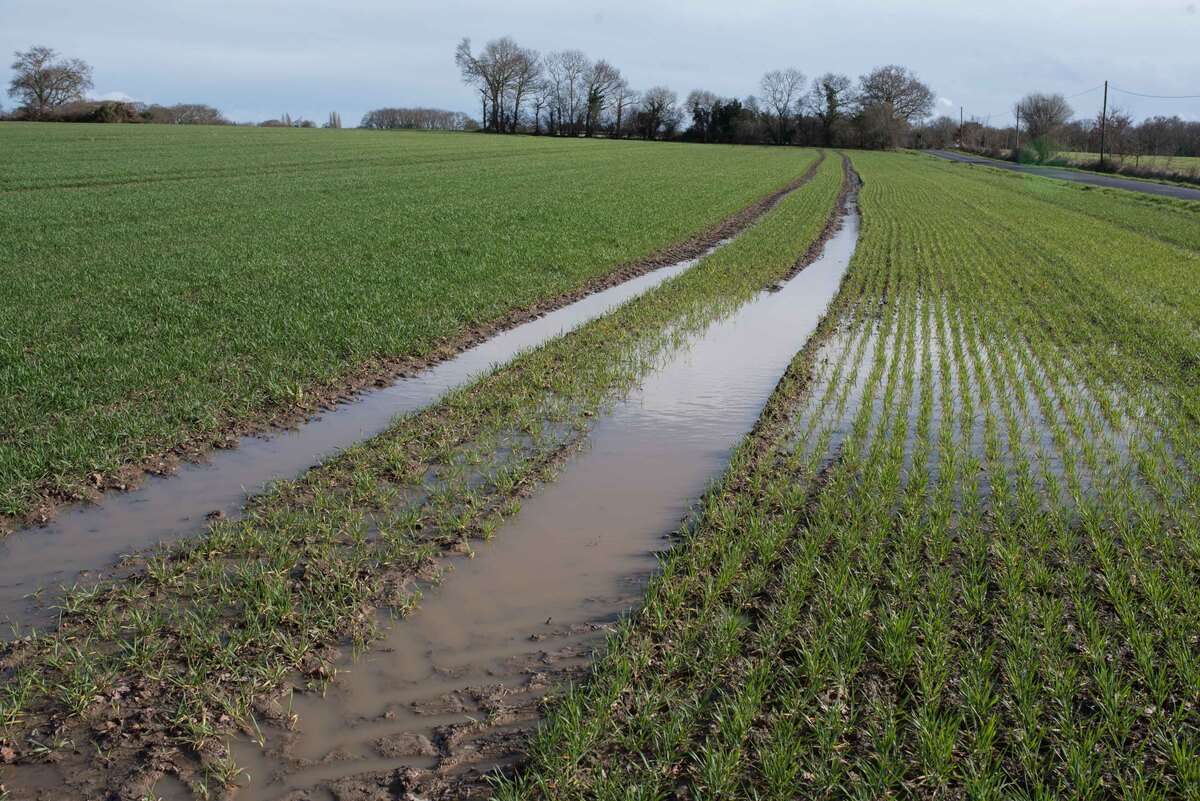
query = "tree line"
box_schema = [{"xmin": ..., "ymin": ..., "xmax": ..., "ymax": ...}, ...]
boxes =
[
  {"xmin": 453, "ymin": 36, "xmax": 937, "ymax": 148},
  {"xmin": 912, "ymin": 89, "xmax": 1200, "ymax": 175}
]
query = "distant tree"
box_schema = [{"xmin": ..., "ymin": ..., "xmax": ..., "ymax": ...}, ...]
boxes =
[
  {"xmin": 759, "ymin": 68, "xmax": 806, "ymax": 144},
  {"xmin": 544, "ymin": 49, "xmax": 591, "ymax": 136},
  {"xmin": 143, "ymin": 103, "xmax": 228, "ymax": 125},
  {"xmin": 635, "ymin": 86, "xmax": 680, "ymax": 140},
  {"xmin": 583, "ymin": 59, "xmax": 622, "ymax": 137},
  {"xmin": 359, "ymin": 107, "xmax": 475, "ymax": 131},
  {"xmin": 531, "ymin": 80, "xmax": 551, "ymax": 135},
  {"xmin": 858, "ymin": 64, "xmax": 934, "ymax": 123},
  {"xmin": 1093, "ymin": 105, "xmax": 1134, "ymax": 162},
  {"xmin": 610, "ymin": 80, "xmax": 638, "ymax": 139},
  {"xmin": 8, "ymin": 46, "xmax": 93, "ymax": 119},
  {"xmin": 455, "ymin": 36, "xmax": 525, "ymax": 132},
  {"xmin": 855, "ymin": 65, "xmax": 934, "ymax": 149},
  {"xmin": 508, "ymin": 47, "xmax": 541, "ymax": 133},
  {"xmin": 686, "ymin": 89, "xmax": 721, "ymax": 142},
  {"xmin": 1016, "ymin": 92, "xmax": 1073, "ymax": 141},
  {"xmin": 323, "ymin": 111, "xmax": 342, "ymax": 129},
  {"xmin": 806, "ymin": 72, "xmax": 854, "ymax": 147}
]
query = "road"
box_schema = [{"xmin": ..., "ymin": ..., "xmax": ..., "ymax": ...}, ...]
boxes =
[{"xmin": 923, "ymin": 149, "xmax": 1200, "ymax": 202}]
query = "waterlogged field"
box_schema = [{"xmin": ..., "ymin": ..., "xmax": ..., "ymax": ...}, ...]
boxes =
[
  {"xmin": 0, "ymin": 124, "xmax": 818, "ymax": 524},
  {"xmin": 503, "ymin": 152, "xmax": 1200, "ymax": 799},
  {"xmin": 0, "ymin": 154, "xmax": 848, "ymax": 797}
]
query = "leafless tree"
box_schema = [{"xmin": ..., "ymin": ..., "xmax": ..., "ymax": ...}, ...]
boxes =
[
  {"xmin": 508, "ymin": 48, "xmax": 541, "ymax": 133},
  {"xmin": 759, "ymin": 68, "xmax": 806, "ymax": 144},
  {"xmin": 806, "ymin": 72, "xmax": 854, "ymax": 146},
  {"xmin": 455, "ymin": 36, "xmax": 523, "ymax": 132},
  {"xmin": 324, "ymin": 111, "xmax": 342, "ymax": 129},
  {"xmin": 635, "ymin": 86, "xmax": 680, "ymax": 140},
  {"xmin": 360, "ymin": 107, "xmax": 474, "ymax": 130},
  {"xmin": 143, "ymin": 103, "xmax": 228, "ymax": 125},
  {"xmin": 584, "ymin": 59, "xmax": 622, "ymax": 137},
  {"xmin": 545, "ymin": 49, "xmax": 591, "ymax": 136},
  {"xmin": 1016, "ymin": 92, "xmax": 1073, "ymax": 142},
  {"xmin": 530, "ymin": 80, "xmax": 553, "ymax": 135},
  {"xmin": 8, "ymin": 46, "xmax": 93, "ymax": 119},
  {"xmin": 610, "ymin": 79, "xmax": 638, "ymax": 139},
  {"xmin": 858, "ymin": 64, "xmax": 934, "ymax": 122},
  {"xmin": 1092, "ymin": 104, "xmax": 1134, "ymax": 161}
]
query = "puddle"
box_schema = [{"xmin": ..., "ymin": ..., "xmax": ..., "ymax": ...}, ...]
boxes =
[
  {"xmin": 222, "ymin": 184, "xmax": 861, "ymax": 799},
  {"xmin": 0, "ymin": 247, "xmax": 724, "ymax": 630}
]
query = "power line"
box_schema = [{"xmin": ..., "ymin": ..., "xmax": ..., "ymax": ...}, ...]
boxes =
[
  {"xmin": 1111, "ymin": 86, "xmax": 1200, "ymax": 99},
  {"xmin": 1063, "ymin": 85, "xmax": 1105, "ymax": 100},
  {"xmin": 965, "ymin": 85, "xmax": 1104, "ymax": 124}
]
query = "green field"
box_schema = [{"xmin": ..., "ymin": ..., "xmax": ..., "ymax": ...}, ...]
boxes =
[
  {"xmin": 502, "ymin": 152, "xmax": 1200, "ymax": 798},
  {"xmin": 0, "ymin": 150, "xmax": 848, "ymax": 794},
  {"xmin": 0, "ymin": 124, "xmax": 817, "ymax": 523},
  {"xmin": 1062, "ymin": 149, "xmax": 1200, "ymax": 175},
  {"xmin": 5, "ymin": 132, "xmax": 1200, "ymax": 799}
]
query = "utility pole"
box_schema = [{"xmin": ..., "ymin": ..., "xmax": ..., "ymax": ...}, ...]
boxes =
[
  {"xmin": 960, "ymin": 106, "xmax": 963, "ymax": 148},
  {"xmin": 1099, "ymin": 80, "xmax": 1108, "ymax": 166},
  {"xmin": 1015, "ymin": 107, "xmax": 1020, "ymax": 152}
]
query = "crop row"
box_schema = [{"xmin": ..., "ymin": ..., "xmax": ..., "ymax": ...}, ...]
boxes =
[{"xmin": 500, "ymin": 152, "xmax": 1200, "ymax": 799}]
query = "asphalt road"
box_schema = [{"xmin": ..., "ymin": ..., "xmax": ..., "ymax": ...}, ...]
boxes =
[{"xmin": 923, "ymin": 149, "xmax": 1200, "ymax": 202}]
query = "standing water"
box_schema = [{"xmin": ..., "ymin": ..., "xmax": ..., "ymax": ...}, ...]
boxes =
[
  {"xmin": 227, "ymin": 182, "xmax": 861, "ymax": 800},
  {"xmin": 0, "ymin": 247, "xmax": 722, "ymax": 630}
]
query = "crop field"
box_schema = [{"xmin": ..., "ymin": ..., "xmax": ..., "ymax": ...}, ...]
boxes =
[
  {"xmin": 0, "ymin": 124, "xmax": 818, "ymax": 526},
  {"xmin": 0, "ymin": 146, "xmax": 848, "ymax": 796},
  {"xmin": 4, "ymin": 130, "xmax": 1200, "ymax": 801},
  {"xmin": 501, "ymin": 153, "xmax": 1200, "ymax": 799}
]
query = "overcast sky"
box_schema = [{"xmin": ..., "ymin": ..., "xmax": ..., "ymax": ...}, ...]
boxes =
[{"xmin": 2, "ymin": 0, "xmax": 1198, "ymax": 125}]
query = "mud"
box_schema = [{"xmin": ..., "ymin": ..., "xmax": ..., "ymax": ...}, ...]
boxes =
[
  {"xmin": 3, "ymin": 154, "xmax": 826, "ymax": 540},
  {"xmin": 199, "ymin": 166, "xmax": 862, "ymax": 801}
]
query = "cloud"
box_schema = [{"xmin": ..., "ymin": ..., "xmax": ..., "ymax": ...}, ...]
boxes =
[
  {"xmin": 95, "ymin": 90, "xmax": 135, "ymax": 102},
  {"xmin": 939, "ymin": 97, "xmax": 954, "ymax": 107}
]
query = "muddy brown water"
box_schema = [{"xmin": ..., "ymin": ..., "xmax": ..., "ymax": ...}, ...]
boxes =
[
  {"xmin": 0, "ymin": 248, "xmax": 723, "ymax": 633},
  {"xmin": 204, "ymin": 191, "xmax": 863, "ymax": 800}
]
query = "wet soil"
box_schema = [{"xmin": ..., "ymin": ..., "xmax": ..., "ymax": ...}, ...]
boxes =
[
  {"xmin": 3, "ymin": 154, "xmax": 826, "ymax": 540},
  {"xmin": 207, "ymin": 167, "xmax": 862, "ymax": 801}
]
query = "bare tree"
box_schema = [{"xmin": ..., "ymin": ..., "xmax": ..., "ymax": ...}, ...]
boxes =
[
  {"xmin": 8, "ymin": 46, "xmax": 93, "ymax": 119},
  {"xmin": 759, "ymin": 68, "xmax": 806, "ymax": 144},
  {"xmin": 544, "ymin": 49, "xmax": 591, "ymax": 136},
  {"xmin": 360, "ymin": 107, "xmax": 474, "ymax": 130},
  {"xmin": 635, "ymin": 86, "xmax": 680, "ymax": 140},
  {"xmin": 324, "ymin": 111, "xmax": 342, "ymax": 129},
  {"xmin": 610, "ymin": 80, "xmax": 638, "ymax": 139},
  {"xmin": 1092, "ymin": 104, "xmax": 1134, "ymax": 162},
  {"xmin": 686, "ymin": 89, "xmax": 721, "ymax": 142},
  {"xmin": 806, "ymin": 72, "xmax": 854, "ymax": 147},
  {"xmin": 455, "ymin": 36, "xmax": 522, "ymax": 132},
  {"xmin": 858, "ymin": 64, "xmax": 934, "ymax": 122},
  {"xmin": 531, "ymin": 80, "xmax": 551, "ymax": 135},
  {"xmin": 508, "ymin": 48, "xmax": 541, "ymax": 133},
  {"xmin": 1016, "ymin": 92, "xmax": 1073, "ymax": 142},
  {"xmin": 584, "ymin": 59, "xmax": 622, "ymax": 137}
]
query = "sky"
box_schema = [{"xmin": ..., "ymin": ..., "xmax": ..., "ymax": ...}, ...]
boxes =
[{"xmin": 2, "ymin": 0, "xmax": 1198, "ymax": 126}]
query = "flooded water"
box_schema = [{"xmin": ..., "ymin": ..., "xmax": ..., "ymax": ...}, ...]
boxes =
[
  {"xmin": 224, "ymin": 186, "xmax": 861, "ymax": 800},
  {"xmin": 0, "ymin": 249, "xmax": 721, "ymax": 630}
]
